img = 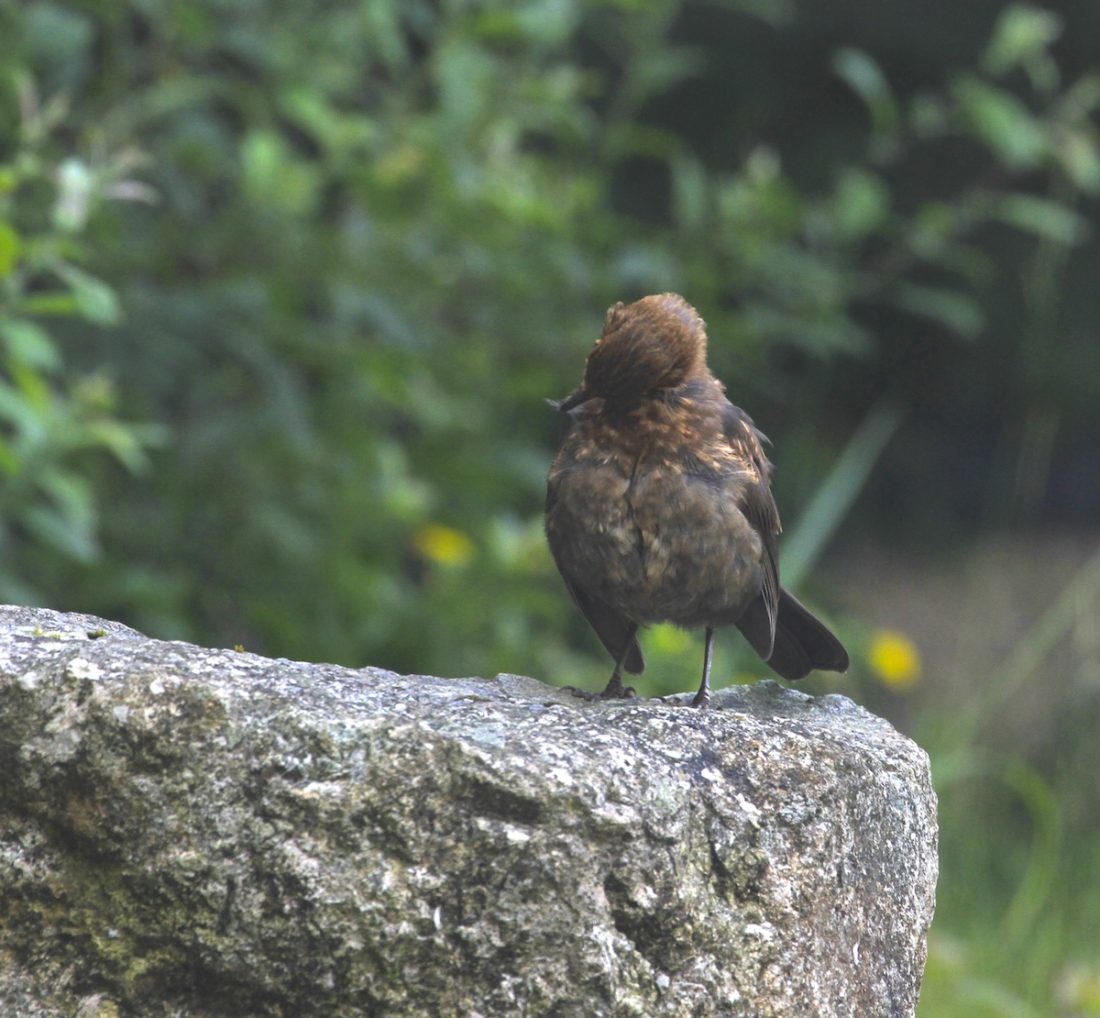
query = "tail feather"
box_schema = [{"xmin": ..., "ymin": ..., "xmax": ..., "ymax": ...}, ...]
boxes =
[
  {"xmin": 764, "ymin": 588, "xmax": 848, "ymax": 681},
  {"xmin": 733, "ymin": 595, "xmax": 776, "ymax": 661}
]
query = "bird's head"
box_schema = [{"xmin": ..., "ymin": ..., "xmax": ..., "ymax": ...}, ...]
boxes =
[{"xmin": 561, "ymin": 293, "xmax": 709, "ymax": 413}]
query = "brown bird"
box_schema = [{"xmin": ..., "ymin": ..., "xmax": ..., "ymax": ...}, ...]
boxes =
[{"xmin": 545, "ymin": 293, "xmax": 848, "ymax": 707}]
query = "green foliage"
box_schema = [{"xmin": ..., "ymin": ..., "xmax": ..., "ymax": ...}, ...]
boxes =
[
  {"xmin": 0, "ymin": 65, "xmax": 160, "ymax": 599},
  {"xmin": 5, "ymin": 0, "xmax": 1096, "ymax": 666}
]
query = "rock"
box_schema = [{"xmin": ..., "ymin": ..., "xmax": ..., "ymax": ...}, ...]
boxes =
[{"xmin": 0, "ymin": 605, "xmax": 936, "ymax": 1017}]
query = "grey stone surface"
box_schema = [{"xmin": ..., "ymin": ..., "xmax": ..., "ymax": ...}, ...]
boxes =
[{"xmin": 0, "ymin": 605, "xmax": 937, "ymax": 1017}]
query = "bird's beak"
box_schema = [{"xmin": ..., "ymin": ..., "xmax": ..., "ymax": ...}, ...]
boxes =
[{"xmin": 556, "ymin": 388, "xmax": 592, "ymax": 412}]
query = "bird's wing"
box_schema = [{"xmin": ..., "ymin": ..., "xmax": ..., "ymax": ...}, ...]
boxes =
[
  {"xmin": 559, "ymin": 574, "xmax": 645, "ymax": 675},
  {"xmin": 721, "ymin": 403, "xmax": 781, "ymax": 656},
  {"xmin": 545, "ymin": 408, "xmax": 645, "ymax": 675}
]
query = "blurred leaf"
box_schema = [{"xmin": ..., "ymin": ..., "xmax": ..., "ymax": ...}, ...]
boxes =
[
  {"xmin": 0, "ymin": 381, "xmax": 42, "ymax": 435},
  {"xmin": 924, "ymin": 242, "xmax": 996, "ymax": 286},
  {"xmin": 53, "ymin": 157, "xmax": 94, "ymax": 231},
  {"xmin": 81, "ymin": 420, "xmax": 160, "ymax": 471},
  {"xmin": 987, "ymin": 540, "xmax": 1100, "ymax": 717},
  {"xmin": 279, "ymin": 88, "xmax": 375, "ymax": 158},
  {"xmin": 953, "ymin": 77, "xmax": 1048, "ymax": 170},
  {"xmin": 56, "ymin": 265, "xmax": 122, "ymax": 326},
  {"xmin": 634, "ymin": 46, "xmax": 704, "ymax": 101},
  {"xmin": 24, "ymin": 503, "xmax": 97, "ymax": 562},
  {"xmin": 888, "ymin": 282, "xmax": 985, "ymax": 338},
  {"xmin": 9, "ymin": 359, "xmax": 51, "ymax": 410},
  {"xmin": 1056, "ymin": 125, "xmax": 1100, "ymax": 194},
  {"xmin": 782, "ymin": 398, "xmax": 904, "ymax": 588},
  {"xmin": 240, "ymin": 129, "xmax": 320, "ymax": 216},
  {"xmin": 833, "ymin": 48, "xmax": 899, "ymax": 153},
  {"xmin": 0, "ymin": 319, "xmax": 61, "ymax": 370},
  {"xmin": 0, "ymin": 221, "xmax": 21, "ymax": 277},
  {"xmin": 1052, "ymin": 71, "xmax": 1100, "ymax": 122},
  {"xmin": 831, "ymin": 167, "xmax": 889, "ymax": 240},
  {"xmin": 435, "ymin": 37, "xmax": 496, "ymax": 131},
  {"xmin": 989, "ymin": 192, "xmax": 1089, "ymax": 245},
  {"xmin": 0, "ymin": 435, "xmax": 19, "ymax": 475},
  {"xmin": 999, "ymin": 759, "xmax": 1062, "ymax": 948},
  {"xmin": 982, "ymin": 4, "xmax": 1062, "ymax": 79},
  {"xmin": 20, "ymin": 292, "xmax": 81, "ymax": 317}
]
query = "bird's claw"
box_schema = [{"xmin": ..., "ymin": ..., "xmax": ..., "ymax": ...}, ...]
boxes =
[
  {"xmin": 562, "ymin": 684, "xmax": 637, "ymax": 701},
  {"xmin": 653, "ymin": 692, "xmax": 709, "ymax": 708}
]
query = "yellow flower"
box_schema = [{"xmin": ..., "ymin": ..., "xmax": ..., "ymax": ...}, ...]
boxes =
[
  {"xmin": 868, "ymin": 629, "xmax": 921, "ymax": 691},
  {"xmin": 411, "ymin": 524, "xmax": 475, "ymax": 568}
]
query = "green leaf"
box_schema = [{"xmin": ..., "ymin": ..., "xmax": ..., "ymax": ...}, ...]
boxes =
[
  {"xmin": 833, "ymin": 48, "xmax": 899, "ymax": 147},
  {"xmin": 782, "ymin": 398, "xmax": 904, "ymax": 588},
  {"xmin": 279, "ymin": 88, "xmax": 375, "ymax": 157},
  {"xmin": 0, "ymin": 319, "xmax": 61, "ymax": 370},
  {"xmin": 1056, "ymin": 126, "xmax": 1100, "ymax": 194},
  {"xmin": 20, "ymin": 292, "xmax": 81, "ymax": 318},
  {"xmin": 953, "ymin": 77, "xmax": 1047, "ymax": 170},
  {"xmin": 0, "ymin": 222, "xmax": 21, "ymax": 278},
  {"xmin": 24, "ymin": 503, "xmax": 98, "ymax": 563},
  {"xmin": 0, "ymin": 381, "xmax": 43, "ymax": 436},
  {"xmin": 887, "ymin": 282, "xmax": 984, "ymax": 338},
  {"xmin": 56, "ymin": 265, "xmax": 122, "ymax": 326},
  {"xmin": 833, "ymin": 48, "xmax": 890, "ymax": 105},
  {"xmin": 53, "ymin": 158, "xmax": 95, "ymax": 232},
  {"xmin": 82, "ymin": 420, "xmax": 157, "ymax": 472},
  {"xmin": 831, "ymin": 168, "xmax": 889, "ymax": 240},
  {"xmin": 9, "ymin": 359, "xmax": 51, "ymax": 410},
  {"xmin": 240, "ymin": 129, "xmax": 320, "ymax": 216},
  {"xmin": 982, "ymin": 4, "xmax": 1062, "ymax": 78},
  {"xmin": 990, "ymin": 193, "xmax": 1089, "ymax": 245},
  {"xmin": 1053, "ymin": 72, "xmax": 1100, "ymax": 122},
  {"xmin": 0, "ymin": 435, "xmax": 19, "ymax": 475},
  {"xmin": 633, "ymin": 47, "xmax": 704, "ymax": 103}
]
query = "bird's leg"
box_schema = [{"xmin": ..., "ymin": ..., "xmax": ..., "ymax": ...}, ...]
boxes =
[
  {"xmin": 565, "ymin": 627, "xmax": 640, "ymax": 701},
  {"xmin": 690, "ymin": 627, "xmax": 716, "ymax": 708},
  {"xmin": 594, "ymin": 625, "xmax": 639, "ymax": 699}
]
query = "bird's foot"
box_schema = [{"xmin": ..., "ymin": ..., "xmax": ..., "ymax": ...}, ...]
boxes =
[
  {"xmin": 652, "ymin": 689, "xmax": 710, "ymax": 708},
  {"xmin": 599, "ymin": 674, "xmax": 637, "ymax": 699},
  {"xmin": 561, "ymin": 683, "xmax": 637, "ymax": 701}
]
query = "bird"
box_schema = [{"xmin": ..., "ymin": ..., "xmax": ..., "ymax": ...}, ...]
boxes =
[{"xmin": 545, "ymin": 293, "xmax": 849, "ymax": 707}]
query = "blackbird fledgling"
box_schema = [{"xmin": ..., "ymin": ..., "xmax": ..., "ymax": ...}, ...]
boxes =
[{"xmin": 545, "ymin": 293, "xmax": 848, "ymax": 707}]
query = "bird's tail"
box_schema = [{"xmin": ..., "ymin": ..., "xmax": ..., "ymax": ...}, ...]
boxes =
[{"xmin": 764, "ymin": 588, "xmax": 849, "ymax": 680}]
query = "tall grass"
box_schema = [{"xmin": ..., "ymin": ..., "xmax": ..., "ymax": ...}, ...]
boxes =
[{"xmin": 917, "ymin": 542, "xmax": 1100, "ymax": 1017}]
